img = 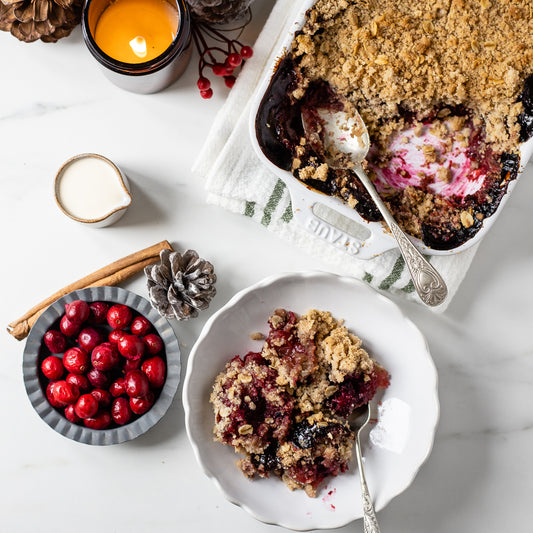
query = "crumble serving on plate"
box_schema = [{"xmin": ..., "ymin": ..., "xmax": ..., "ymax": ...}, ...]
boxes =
[
  {"xmin": 210, "ymin": 309, "xmax": 389, "ymax": 497},
  {"xmin": 256, "ymin": 0, "xmax": 533, "ymax": 250}
]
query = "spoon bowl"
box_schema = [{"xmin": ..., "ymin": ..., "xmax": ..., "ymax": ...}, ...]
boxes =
[{"xmin": 318, "ymin": 108, "xmax": 371, "ymax": 164}]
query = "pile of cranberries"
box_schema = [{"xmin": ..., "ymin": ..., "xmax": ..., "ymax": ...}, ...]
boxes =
[{"xmin": 39, "ymin": 299, "xmax": 167, "ymax": 430}]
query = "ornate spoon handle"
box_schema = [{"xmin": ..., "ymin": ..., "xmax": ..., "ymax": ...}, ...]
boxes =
[
  {"xmin": 355, "ymin": 435, "xmax": 381, "ymax": 533},
  {"xmin": 388, "ymin": 218, "xmax": 448, "ymax": 307},
  {"xmin": 354, "ymin": 166, "xmax": 447, "ymax": 307}
]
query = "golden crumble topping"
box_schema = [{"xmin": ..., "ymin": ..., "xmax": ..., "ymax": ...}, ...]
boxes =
[
  {"xmin": 292, "ymin": 0, "xmax": 533, "ymax": 154},
  {"xmin": 210, "ymin": 308, "xmax": 390, "ymax": 497}
]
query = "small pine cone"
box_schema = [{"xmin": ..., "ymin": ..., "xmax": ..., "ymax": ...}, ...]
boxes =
[
  {"xmin": 186, "ymin": 0, "xmax": 253, "ymax": 24},
  {"xmin": 0, "ymin": 0, "xmax": 82, "ymax": 43},
  {"xmin": 145, "ymin": 249, "xmax": 217, "ymax": 320}
]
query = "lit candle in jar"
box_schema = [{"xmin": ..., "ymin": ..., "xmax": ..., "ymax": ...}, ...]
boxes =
[
  {"xmin": 82, "ymin": 0, "xmax": 191, "ymax": 93},
  {"xmin": 129, "ymin": 36, "xmax": 148, "ymax": 59},
  {"xmin": 93, "ymin": 0, "xmax": 180, "ymax": 64}
]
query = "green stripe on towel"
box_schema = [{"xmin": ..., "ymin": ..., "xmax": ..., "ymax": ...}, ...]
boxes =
[
  {"xmin": 402, "ymin": 280, "xmax": 415, "ymax": 293},
  {"xmin": 244, "ymin": 201, "xmax": 255, "ymax": 218},
  {"xmin": 379, "ymin": 255, "xmax": 405, "ymax": 290},
  {"xmin": 281, "ymin": 201, "xmax": 293, "ymax": 223},
  {"xmin": 363, "ymin": 272, "xmax": 373, "ymax": 284},
  {"xmin": 261, "ymin": 179, "xmax": 285, "ymax": 226}
]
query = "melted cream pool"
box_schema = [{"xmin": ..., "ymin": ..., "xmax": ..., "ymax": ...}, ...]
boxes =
[{"xmin": 56, "ymin": 155, "xmax": 131, "ymax": 221}]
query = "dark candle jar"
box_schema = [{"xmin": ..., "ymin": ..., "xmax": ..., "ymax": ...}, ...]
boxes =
[{"xmin": 82, "ymin": 0, "xmax": 192, "ymax": 94}]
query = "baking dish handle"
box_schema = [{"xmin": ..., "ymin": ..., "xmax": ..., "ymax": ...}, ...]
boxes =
[{"xmin": 286, "ymin": 179, "xmax": 396, "ymax": 260}]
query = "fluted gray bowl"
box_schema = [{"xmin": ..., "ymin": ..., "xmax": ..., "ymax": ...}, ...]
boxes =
[{"xmin": 23, "ymin": 286, "xmax": 181, "ymax": 445}]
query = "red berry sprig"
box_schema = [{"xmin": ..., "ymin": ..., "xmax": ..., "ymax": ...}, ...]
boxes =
[{"xmin": 191, "ymin": 16, "xmax": 254, "ymax": 99}]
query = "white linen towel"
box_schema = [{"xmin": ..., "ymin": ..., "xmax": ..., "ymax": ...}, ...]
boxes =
[{"xmin": 193, "ymin": 0, "xmax": 479, "ymax": 311}]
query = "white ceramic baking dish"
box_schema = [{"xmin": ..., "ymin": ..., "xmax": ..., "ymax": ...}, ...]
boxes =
[{"xmin": 249, "ymin": 0, "xmax": 533, "ymax": 259}]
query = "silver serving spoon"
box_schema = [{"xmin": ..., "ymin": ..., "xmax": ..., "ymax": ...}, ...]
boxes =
[
  {"xmin": 351, "ymin": 403, "xmax": 381, "ymax": 533},
  {"xmin": 303, "ymin": 109, "xmax": 447, "ymax": 307}
]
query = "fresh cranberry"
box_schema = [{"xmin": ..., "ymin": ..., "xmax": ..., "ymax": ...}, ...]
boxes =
[
  {"xmin": 84, "ymin": 411, "xmax": 112, "ymax": 430},
  {"xmin": 60, "ymin": 315, "xmax": 81, "ymax": 337},
  {"xmin": 197, "ymin": 77, "xmax": 211, "ymax": 91},
  {"xmin": 227, "ymin": 52, "xmax": 242, "ymax": 68},
  {"xmin": 52, "ymin": 380, "xmax": 79, "ymax": 405},
  {"xmin": 90, "ymin": 388, "xmax": 112, "ymax": 408},
  {"xmin": 109, "ymin": 377, "xmax": 126, "ymax": 397},
  {"xmin": 111, "ymin": 397, "xmax": 133, "ymax": 425},
  {"xmin": 78, "ymin": 327, "xmax": 104, "ymax": 353},
  {"xmin": 41, "ymin": 356, "xmax": 64, "ymax": 380},
  {"xmin": 46, "ymin": 382, "xmax": 65, "ymax": 408},
  {"xmin": 143, "ymin": 333, "xmax": 163, "ymax": 355},
  {"xmin": 130, "ymin": 316, "xmax": 151, "ymax": 337},
  {"xmin": 88, "ymin": 301, "xmax": 109, "ymax": 324},
  {"xmin": 74, "ymin": 393, "xmax": 99, "ymax": 419},
  {"xmin": 200, "ymin": 88, "xmax": 213, "ymax": 99},
  {"xmin": 63, "ymin": 347, "xmax": 90, "ymax": 374},
  {"xmin": 64, "ymin": 404, "xmax": 81, "ymax": 423},
  {"xmin": 43, "ymin": 330, "xmax": 67, "ymax": 353},
  {"xmin": 87, "ymin": 368, "xmax": 110, "ymax": 389},
  {"xmin": 118, "ymin": 334, "xmax": 145, "ymax": 361},
  {"xmin": 130, "ymin": 391, "xmax": 155, "ymax": 415},
  {"xmin": 141, "ymin": 356, "xmax": 166, "ymax": 388},
  {"xmin": 107, "ymin": 304, "xmax": 133, "ymax": 329},
  {"xmin": 65, "ymin": 300, "xmax": 90, "ymax": 323},
  {"xmin": 66, "ymin": 373, "xmax": 91, "ymax": 393},
  {"xmin": 108, "ymin": 329, "xmax": 126, "ymax": 344},
  {"xmin": 124, "ymin": 370, "xmax": 150, "ymax": 398},
  {"xmin": 240, "ymin": 45, "xmax": 253, "ymax": 59},
  {"xmin": 91, "ymin": 342, "xmax": 120, "ymax": 371},
  {"xmin": 122, "ymin": 358, "xmax": 142, "ymax": 374}
]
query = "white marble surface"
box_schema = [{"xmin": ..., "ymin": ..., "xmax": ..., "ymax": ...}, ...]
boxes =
[{"xmin": 1, "ymin": 2, "xmax": 533, "ymax": 532}]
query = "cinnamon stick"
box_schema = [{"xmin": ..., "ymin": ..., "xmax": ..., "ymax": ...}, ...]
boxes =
[{"xmin": 7, "ymin": 240, "xmax": 173, "ymax": 341}]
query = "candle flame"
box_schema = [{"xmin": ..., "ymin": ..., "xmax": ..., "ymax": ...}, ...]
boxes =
[{"xmin": 129, "ymin": 36, "xmax": 147, "ymax": 58}]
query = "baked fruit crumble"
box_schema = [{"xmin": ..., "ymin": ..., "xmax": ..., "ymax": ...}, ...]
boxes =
[
  {"xmin": 256, "ymin": 0, "xmax": 533, "ymax": 250},
  {"xmin": 210, "ymin": 309, "xmax": 390, "ymax": 497}
]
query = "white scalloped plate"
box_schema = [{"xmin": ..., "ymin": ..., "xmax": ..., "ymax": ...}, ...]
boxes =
[{"xmin": 183, "ymin": 271, "xmax": 439, "ymax": 530}]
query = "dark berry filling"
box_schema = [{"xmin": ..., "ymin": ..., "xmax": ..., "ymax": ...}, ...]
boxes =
[
  {"xmin": 265, "ymin": 309, "xmax": 317, "ymax": 386},
  {"xmin": 290, "ymin": 419, "xmax": 342, "ymax": 449},
  {"xmin": 286, "ymin": 419, "xmax": 353, "ymax": 491},
  {"xmin": 328, "ymin": 366, "xmax": 390, "ymax": 418},
  {"xmin": 256, "ymin": 55, "xmax": 531, "ymax": 250},
  {"xmin": 212, "ymin": 309, "xmax": 391, "ymax": 496},
  {"xmin": 216, "ymin": 352, "xmax": 294, "ymax": 450},
  {"xmin": 518, "ymin": 75, "xmax": 533, "ymax": 142}
]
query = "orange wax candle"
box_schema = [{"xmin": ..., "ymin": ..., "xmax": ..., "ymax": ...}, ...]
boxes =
[{"xmin": 94, "ymin": 0, "xmax": 179, "ymax": 64}]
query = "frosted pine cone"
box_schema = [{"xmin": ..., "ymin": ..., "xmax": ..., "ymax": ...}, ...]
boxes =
[
  {"xmin": 145, "ymin": 249, "xmax": 216, "ymax": 320},
  {"xmin": 186, "ymin": 0, "xmax": 253, "ymax": 24}
]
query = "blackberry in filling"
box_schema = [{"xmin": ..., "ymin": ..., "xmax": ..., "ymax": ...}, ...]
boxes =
[{"xmin": 210, "ymin": 309, "xmax": 389, "ymax": 497}]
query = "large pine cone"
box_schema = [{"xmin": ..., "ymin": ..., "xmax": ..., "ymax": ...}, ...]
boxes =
[
  {"xmin": 145, "ymin": 249, "xmax": 217, "ymax": 320},
  {"xmin": 0, "ymin": 0, "xmax": 82, "ymax": 43},
  {"xmin": 186, "ymin": 0, "xmax": 253, "ymax": 24}
]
